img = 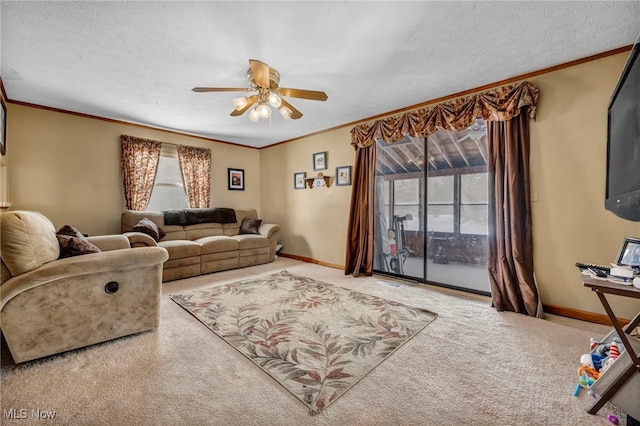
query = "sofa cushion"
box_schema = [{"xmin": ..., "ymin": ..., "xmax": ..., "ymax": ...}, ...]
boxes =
[
  {"xmin": 158, "ymin": 229, "xmax": 188, "ymax": 241},
  {"xmin": 185, "ymin": 222, "xmax": 224, "ymax": 240},
  {"xmin": 239, "ymin": 217, "xmax": 262, "ymax": 235},
  {"xmin": 133, "ymin": 217, "xmax": 166, "ymax": 241},
  {"xmin": 234, "ymin": 234, "xmax": 270, "ymax": 250},
  {"xmin": 201, "ymin": 255, "xmax": 239, "ymax": 275},
  {"xmin": 198, "ymin": 236, "xmax": 239, "ymax": 254},
  {"xmin": 0, "ymin": 211, "xmax": 60, "ymax": 276},
  {"xmin": 158, "ymin": 240, "xmax": 201, "ymax": 259},
  {"xmin": 164, "ymin": 255, "xmax": 201, "ymax": 268},
  {"xmin": 56, "ymin": 225, "xmax": 102, "ymax": 258}
]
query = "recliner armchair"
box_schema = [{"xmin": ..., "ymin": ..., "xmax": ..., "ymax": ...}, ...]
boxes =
[{"xmin": 0, "ymin": 211, "xmax": 169, "ymax": 363}]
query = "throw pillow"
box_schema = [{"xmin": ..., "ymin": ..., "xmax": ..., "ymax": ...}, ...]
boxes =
[
  {"xmin": 56, "ymin": 225, "xmax": 102, "ymax": 258},
  {"xmin": 239, "ymin": 217, "xmax": 262, "ymax": 235},
  {"xmin": 132, "ymin": 217, "xmax": 166, "ymax": 242}
]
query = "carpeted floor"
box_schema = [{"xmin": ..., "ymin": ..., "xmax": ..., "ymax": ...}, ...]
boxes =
[{"xmin": 0, "ymin": 258, "xmax": 625, "ymax": 425}]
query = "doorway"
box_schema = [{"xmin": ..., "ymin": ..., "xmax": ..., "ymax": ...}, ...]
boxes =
[{"xmin": 373, "ymin": 120, "xmax": 491, "ymax": 295}]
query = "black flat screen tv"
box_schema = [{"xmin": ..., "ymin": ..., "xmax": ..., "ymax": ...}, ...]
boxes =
[{"xmin": 605, "ymin": 34, "xmax": 640, "ymax": 222}]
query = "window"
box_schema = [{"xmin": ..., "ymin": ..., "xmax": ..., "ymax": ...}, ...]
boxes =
[
  {"xmin": 426, "ymin": 175, "xmax": 454, "ymax": 232},
  {"xmin": 393, "ymin": 178, "xmax": 421, "ymax": 231},
  {"xmin": 460, "ymin": 173, "xmax": 488, "ymax": 235},
  {"xmin": 381, "ymin": 174, "xmax": 484, "ymax": 234},
  {"xmin": 147, "ymin": 144, "xmax": 188, "ymax": 211}
]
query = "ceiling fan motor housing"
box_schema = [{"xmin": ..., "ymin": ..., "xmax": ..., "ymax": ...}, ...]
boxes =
[{"xmin": 247, "ymin": 67, "xmax": 280, "ymax": 90}]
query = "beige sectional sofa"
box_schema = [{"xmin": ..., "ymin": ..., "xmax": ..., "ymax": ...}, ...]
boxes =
[{"xmin": 121, "ymin": 208, "xmax": 280, "ymax": 282}]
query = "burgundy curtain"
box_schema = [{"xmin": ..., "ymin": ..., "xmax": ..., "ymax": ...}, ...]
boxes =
[
  {"xmin": 346, "ymin": 81, "xmax": 542, "ymax": 317},
  {"xmin": 344, "ymin": 145, "xmax": 376, "ymax": 276},
  {"xmin": 120, "ymin": 135, "xmax": 161, "ymax": 211},
  {"xmin": 487, "ymin": 112, "xmax": 541, "ymax": 316},
  {"xmin": 178, "ymin": 145, "xmax": 211, "ymax": 208}
]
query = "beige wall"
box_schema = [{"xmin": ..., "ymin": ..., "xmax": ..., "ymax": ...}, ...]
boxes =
[
  {"xmin": 6, "ymin": 105, "xmax": 261, "ymax": 236},
  {"xmin": 528, "ymin": 52, "xmax": 639, "ymax": 319},
  {"xmin": 260, "ymin": 127, "xmax": 354, "ymax": 266},
  {"xmin": 261, "ymin": 52, "xmax": 639, "ymax": 319},
  {"xmin": 4, "ymin": 51, "xmax": 639, "ymax": 319}
]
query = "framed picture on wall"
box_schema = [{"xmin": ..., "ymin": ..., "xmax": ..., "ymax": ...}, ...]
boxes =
[
  {"xmin": 313, "ymin": 151, "xmax": 327, "ymax": 171},
  {"xmin": 228, "ymin": 168, "xmax": 244, "ymax": 191},
  {"xmin": 294, "ymin": 172, "xmax": 306, "ymax": 190},
  {"xmin": 335, "ymin": 165, "xmax": 352, "ymax": 186},
  {"xmin": 0, "ymin": 98, "xmax": 6, "ymax": 156}
]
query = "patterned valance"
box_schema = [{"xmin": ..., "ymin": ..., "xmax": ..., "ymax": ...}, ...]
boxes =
[{"xmin": 351, "ymin": 81, "xmax": 539, "ymax": 148}]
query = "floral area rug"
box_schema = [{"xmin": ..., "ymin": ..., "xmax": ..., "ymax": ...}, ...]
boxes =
[{"xmin": 170, "ymin": 270, "xmax": 437, "ymax": 414}]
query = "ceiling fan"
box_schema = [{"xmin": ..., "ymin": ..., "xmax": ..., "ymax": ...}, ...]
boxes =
[{"xmin": 192, "ymin": 59, "xmax": 328, "ymax": 121}]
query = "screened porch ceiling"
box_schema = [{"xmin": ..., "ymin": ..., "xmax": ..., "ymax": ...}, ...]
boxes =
[{"xmin": 376, "ymin": 119, "xmax": 488, "ymax": 176}]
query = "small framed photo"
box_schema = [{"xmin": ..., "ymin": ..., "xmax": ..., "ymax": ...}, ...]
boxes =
[
  {"xmin": 313, "ymin": 151, "xmax": 327, "ymax": 171},
  {"xmin": 0, "ymin": 98, "xmax": 6, "ymax": 156},
  {"xmin": 617, "ymin": 236, "xmax": 640, "ymax": 267},
  {"xmin": 228, "ymin": 168, "xmax": 244, "ymax": 191},
  {"xmin": 335, "ymin": 165, "xmax": 352, "ymax": 186},
  {"xmin": 294, "ymin": 172, "xmax": 306, "ymax": 190}
]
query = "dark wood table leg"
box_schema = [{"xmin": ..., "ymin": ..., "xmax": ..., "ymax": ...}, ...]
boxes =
[
  {"xmin": 623, "ymin": 310, "xmax": 640, "ymax": 333},
  {"xmin": 595, "ymin": 290, "xmax": 640, "ymax": 369}
]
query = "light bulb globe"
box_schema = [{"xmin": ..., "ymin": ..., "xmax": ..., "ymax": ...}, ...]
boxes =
[
  {"xmin": 248, "ymin": 108, "xmax": 260, "ymax": 122},
  {"xmin": 232, "ymin": 96, "xmax": 248, "ymax": 111},
  {"xmin": 268, "ymin": 93, "xmax": 282, "ymax": 108},
  {"xmin": 279, "ymin": 106, "xmax": 292, "ymax": 120},
  {"xmin": 257, "ymin": 104, "xmax": 271, "ymax": 118}
]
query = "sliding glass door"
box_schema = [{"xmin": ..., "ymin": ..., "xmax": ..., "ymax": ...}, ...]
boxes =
[{"xmin": 373, "ymin": 120, "xmax": 490, "ymax": 295}]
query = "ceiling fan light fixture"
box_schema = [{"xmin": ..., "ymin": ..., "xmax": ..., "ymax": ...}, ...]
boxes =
[
  {"xmin": 279, "ymin": 106, "xmax": 292, "ymax": 120},
  {"xmin": 248, "ymin": 108, "xmax": 260, "ymax": 122},
  {"xmin": 194, "ymin": 59, "xmax": 327, "ymax": 123},
  {"xmin": 232, "ymin": 96, "xmax": 248, "ymax": 111},
  {"xmin": 268, "ymin": 93, "xmax": 282, "ymax": 108},
  {"xmin": 257, "ymin": 103, "xmax": 271, "ymax": 118}
]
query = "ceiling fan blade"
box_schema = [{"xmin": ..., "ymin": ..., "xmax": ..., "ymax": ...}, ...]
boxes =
[
  {"xmin": 277, "ymin": 87, "xmax": 328, "ymax": 102},
  {"xmin": 249, "ymin": 59, "xmax": 271, "ymax": 88},
  {"xmin": 280, "ymin": 98, "xmax": 303, "ymax": 119},
  {"xmin": 192, "ymin": 87, "xmax": 250, "ymax": 92},
  {"xmin": 230, "ymin": 95, "xmax": 258, "ymax": 116}
]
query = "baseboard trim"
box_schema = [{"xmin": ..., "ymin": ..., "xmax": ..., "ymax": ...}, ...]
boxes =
[
  {"xmin": 279, "ymin": 253, "xmax": 344, "ymax": 271},
  {"xmin": 543, "ymin": 303, "xmax": 630, "ymax": 327}
]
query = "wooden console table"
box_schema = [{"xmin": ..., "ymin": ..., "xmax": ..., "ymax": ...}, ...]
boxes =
[{"xmin": 581, "ymin": 275, "xmax": 640, "ymax": 418}]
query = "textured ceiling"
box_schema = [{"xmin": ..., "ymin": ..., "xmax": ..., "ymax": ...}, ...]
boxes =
[{"xmin": 2, "ymin": 1, "xmax": 640, "ymax": 148}]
